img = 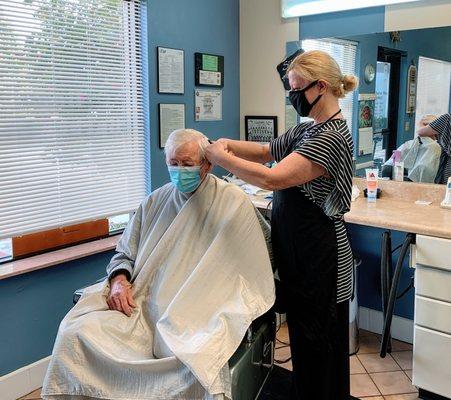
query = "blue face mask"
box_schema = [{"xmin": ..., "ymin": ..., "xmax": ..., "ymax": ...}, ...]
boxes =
[{"xmin": 168, "ymin": 165, "xmax": 202, "ymax": 193}]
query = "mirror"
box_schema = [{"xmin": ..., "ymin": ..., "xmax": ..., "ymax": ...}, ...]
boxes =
[{"xmin": 285, "ymin": 26, "xmax": 451, "ymax": 184}]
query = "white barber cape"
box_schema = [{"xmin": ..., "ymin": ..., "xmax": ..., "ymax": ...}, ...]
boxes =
[{"xmin": 42, "ymin": 175, "xmax": 275, "ymax": 400}]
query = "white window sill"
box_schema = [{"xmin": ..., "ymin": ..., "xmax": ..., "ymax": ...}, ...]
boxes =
[{"xmin": 0, "ymin": 236, "xmax": 120, "ymax": 280}]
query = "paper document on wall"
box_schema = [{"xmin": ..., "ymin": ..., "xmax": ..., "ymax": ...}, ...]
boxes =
[
  {"xmin": 358, "ymin": 127, "xmax": 373, "ymax": 156},
  {"xmin": 195, "ymin": 89, "xmax": 222, "ymax": 121},
  {"xmin": 159, "ymin": 104, "xmax": 185, "ymax": 147},
  {"xmin": 199, "ymin": 70, "xmax": 222, "ymax": 86},
  {"xmin": 158, "ymin": 47, "xmax": 184, "ymax": 94}
]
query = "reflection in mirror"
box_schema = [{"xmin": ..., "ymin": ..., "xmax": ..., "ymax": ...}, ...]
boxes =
[{"xmin": 285, "ymin": 26, "xmax": 451, "ymax": 184}]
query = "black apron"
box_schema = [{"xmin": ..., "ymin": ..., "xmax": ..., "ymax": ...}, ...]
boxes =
[{"xmin": 271, "ymin": 124, "xmax": 350, "ymax": 399}]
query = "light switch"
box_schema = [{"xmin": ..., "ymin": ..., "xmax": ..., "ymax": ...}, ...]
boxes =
[{"xmin": 405, "ymin": 121, "xmax": 410, "ymax": 131}]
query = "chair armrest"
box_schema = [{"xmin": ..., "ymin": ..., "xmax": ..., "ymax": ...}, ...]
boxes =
[{"xmin": 73, "ymin": 276, "xmax": 107, "ymax": 304}]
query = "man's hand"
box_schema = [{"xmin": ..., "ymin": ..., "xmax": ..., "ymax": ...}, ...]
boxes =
[{"xmin": 107, "ymin": 274, "xmax": 136, "ymax": 317}]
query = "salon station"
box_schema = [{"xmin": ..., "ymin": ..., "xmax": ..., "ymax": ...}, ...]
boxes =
[{"xmin": 1, "ymin": 1, "xmax": 451, "ymax": 400}]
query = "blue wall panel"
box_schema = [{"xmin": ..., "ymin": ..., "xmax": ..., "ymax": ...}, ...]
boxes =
[
  {"xmin": 347, "ymin": 224, "xmax": 415, "ymax": 320},
  {"xmin": 299, "ymin": 7, "xmax": 385, "ymax": 40},
  {"xmin": 343, "ymin": 26, "xmax": 451, "ymax": 159},
  {"xmin": 0, "ymin": 252, "xmax": 113, "ymax": 376},
  {"xmin": 148, "ymin": 0, "xmax": 240, "ymax": 189}
]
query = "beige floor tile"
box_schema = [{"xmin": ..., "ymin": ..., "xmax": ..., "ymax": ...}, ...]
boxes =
[
  {"xmin": 358, "ymin": 334, "xmax": 382, "ymax": 354},
  {"xmin": 279, "ymin": 360, "xmax": 293, "ymax": 371},
  {"xmin": 361, "ymin": 397, "xmax": 384, "ymax": 400},
  {"xmin": 370, "ymin": 371, "xmax": 417, "ymax": 395},
  {"xmin": 276, "ymin": 323, "xmax": 290, "ymax": 344},
  {"xmin": 350, "ymin": 374, "xmax": 381, "ymax": 397},
  {"xmin": 384, "ymin": 394, "xmax": 419, "ymax": 399},
  {"xmin": 18, "ymin": 388, "xmax": 41, "ymax": 399},
  {"xmin": 392, "ymin": 351, "xmax": 413, "ymax": 370},
  {"xmin": 350, "ymin": 355, "xmax": 366, "ymax": 374},
  {"xmin": 390, "ymin": 339, "xmax": 413, "ymax": 352},
  {"xmin": 359, "ymin": 328, "xmax": 376, "ymax": 337},
  {"xmin": 404, "ymin": 370, "xmax": 412, "ymax": 380},
  {"xmin": 357, "ymin": 353, "xmax": 400, "ymax": 373},
  {"xmin": 275, "ymin": 344, "xmax": 291, "ymax": 364},
  {"xmin": 275, "ymin": 326, "xmax": 291, "ymax": 372}
]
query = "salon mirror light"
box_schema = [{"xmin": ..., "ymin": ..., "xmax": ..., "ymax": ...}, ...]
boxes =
[
  {"xmin": 285, "ymin": 26, "xmax": 451, "ymax": 184},
  {"xmin": 281, "ymin": 0, "xmax": 423, "ymax": 18}
]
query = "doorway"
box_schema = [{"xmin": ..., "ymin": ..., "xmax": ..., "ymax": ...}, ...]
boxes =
[{"xmin": 373, "ymin": 47, "xmax": 404, "ymax": 164}]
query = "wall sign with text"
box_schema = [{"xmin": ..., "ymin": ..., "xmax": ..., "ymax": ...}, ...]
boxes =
[{"xmin": 195, "ymin": 52, "xmax": 224, "ymax": 88}]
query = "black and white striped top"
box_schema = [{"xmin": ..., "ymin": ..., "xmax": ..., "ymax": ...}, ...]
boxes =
[
  {"xmin": 270, "ymin": 120, "xmax": 354, "ymax": 303},
  {"xmin": 430, "ymin": 113, "xmax": 451, "ymax": 184}
]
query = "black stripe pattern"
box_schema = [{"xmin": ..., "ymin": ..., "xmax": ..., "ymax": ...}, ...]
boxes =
[
  {"xmin": 270, "ymin": 120, "xmax": 354, "ymax": 303},
  {"xmin": 430, "ymin": 113, "xmax": 451, "ymax": 183}
]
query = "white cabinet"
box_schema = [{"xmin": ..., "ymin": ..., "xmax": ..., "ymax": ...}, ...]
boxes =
[
  {"xmin": 415, "ymin": 296, "xmax": 451, "ymax": 336},
  {"xmin": 413, "ymin": 235, "xmax": 451, "ymax": 398},
  {"xmin": 415, "ymin": 266, "xmax": 451, "ymax": 303},
  {"xmin": 413, "ymin": 327, "xmax": 451, "ymax": 398}
]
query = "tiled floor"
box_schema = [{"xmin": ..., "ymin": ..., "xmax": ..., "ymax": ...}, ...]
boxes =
[
  {"xmin": 274, "ymin": 324, "xmax": 418, "ymax": 399},
  {"xmin": 19, "ymin": 325, "xmax": 417, "ymax": 400},
  {"xmin": 18, "ymin": 389, "xmax": 41, "ymax": 400}
]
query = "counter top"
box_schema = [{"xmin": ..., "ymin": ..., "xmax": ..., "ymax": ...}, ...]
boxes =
[
  {"xmin": 250, "ymin": 179, "xmax": 451, "ymax": 239},
  {"xmin": 344, "ymin": 197, "xmax": 451, "ymax": 239}
]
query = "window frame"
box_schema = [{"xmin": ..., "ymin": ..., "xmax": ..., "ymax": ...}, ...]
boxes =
[{"xmin": 0, "ymin": 0, "xmax": 145, "ymax": 263}]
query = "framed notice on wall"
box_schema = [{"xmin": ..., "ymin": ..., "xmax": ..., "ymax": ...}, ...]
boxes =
[
  {"xmin": 245, "ymin": 116, "xmax": 278, "ymax": 143},
  {"xmin": 195, "ymin": 52, "xmax": 224, "ymax": 88},
  {"xmin": 195, "ymin": 89, "xmax": 222, "ymax": 121},
  {"xmin": 159, "ymin": 103, "xmax": 185, "ymax": 148},
  {"xmin": 157, "ymin": 47, "xmax": 184, "ymax": 94}
]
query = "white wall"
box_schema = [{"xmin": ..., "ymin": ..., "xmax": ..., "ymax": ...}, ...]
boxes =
[
  {"xmin": 385, "ymin": 0, "xmax": 451, "ymax": 32},
  {"xmin": 239, "ymin": 0, "xmax": 299, "ymax": 138}
]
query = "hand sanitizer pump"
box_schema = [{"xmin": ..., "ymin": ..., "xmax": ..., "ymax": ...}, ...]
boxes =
[{"xmin": 441, "ymin": 177, "xmax": 451, "ymax": 209}]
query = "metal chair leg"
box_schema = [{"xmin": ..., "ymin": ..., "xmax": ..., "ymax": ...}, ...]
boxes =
[{"xmin": 380, "ymin": 233, "xmax": 415, "ymax": 358}]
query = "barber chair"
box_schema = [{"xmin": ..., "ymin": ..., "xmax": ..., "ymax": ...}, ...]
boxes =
[{"xmin": 73, "ymin": 279, "xmax": 276, "ymax": 400}]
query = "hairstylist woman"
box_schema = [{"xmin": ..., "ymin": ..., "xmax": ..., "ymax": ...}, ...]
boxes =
[{"xmin": 205, "ymin": 50, "xmax": 358, "ymax": 400}]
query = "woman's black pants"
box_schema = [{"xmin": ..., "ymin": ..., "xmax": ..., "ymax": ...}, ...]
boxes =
[{"xmin": 287, "ymin": 301, "xmax": 350, "ymax": 400}]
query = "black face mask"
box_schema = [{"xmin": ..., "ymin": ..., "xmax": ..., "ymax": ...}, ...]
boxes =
[{"xmin": 289, "ymin": 80, "xmax": 322, "ymax": 117}]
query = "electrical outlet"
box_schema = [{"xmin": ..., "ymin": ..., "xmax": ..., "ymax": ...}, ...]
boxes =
[{"xmin": 405, "ymin": 121, "xmax": 410, "ymax": 131}]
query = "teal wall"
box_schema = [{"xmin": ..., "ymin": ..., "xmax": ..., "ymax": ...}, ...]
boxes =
[
  {"xmin": 0, "ymin": 252, "xmax": 113, "ymax": 376},
  {"xmin": 347, "ymin": 224, "xmax": 414, "ymax": 320},
  {"xmin": 299, "ymin": 6, "xmax": 385, "ymax": 40},
  {"xmin": 344, "ymin": 26, "xmax": 451, "ymax": 162},
  {"xmin": 148, "ymin": 0, "xmax": 240, "ymax": 189},
  {"xmin": 0, "ymin": 0, "xmax": 240, "ymax": 377}
]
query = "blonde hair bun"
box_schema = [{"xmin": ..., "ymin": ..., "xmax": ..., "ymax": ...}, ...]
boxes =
[
  {"xmin": 342, "ymin": 75, "xmax": 359, "ymax": 94},
  {"xmin": 288, "ymin": 50, "xmax": 359, "ymax": 98}
]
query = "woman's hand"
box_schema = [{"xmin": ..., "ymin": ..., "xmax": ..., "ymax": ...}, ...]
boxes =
[
  {"xmin": 205, "ymin": 140, "xmax": 230, "ymax": 165},
  {"xmin": 107, "ymin": 274, "xmax": 136, "ymax": 317}
]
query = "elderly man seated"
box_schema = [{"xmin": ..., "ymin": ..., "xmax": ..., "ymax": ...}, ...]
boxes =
[{"xmin": 42, "ymin": 129, "xmax": 275, "ymax": 400}]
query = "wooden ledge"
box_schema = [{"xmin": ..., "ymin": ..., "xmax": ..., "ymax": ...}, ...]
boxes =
[{"xmin": 0, "ymin": 236, "xmax": 120, "ymax": 281}]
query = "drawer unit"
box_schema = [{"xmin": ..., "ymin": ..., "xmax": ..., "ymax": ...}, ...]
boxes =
[
  {"xmin": 413, "ymin": 326, "xmax": 451, "ymax": 398},
  {"xmin": 415, "ymin": 265, "xmax": 451, "ymax": 303},
  {"xmin": 413, "ymin": 235, "xmax": 451, "ymax": 399},
  {"xmin": 415, "ymin": 295, "xmax": 451, "ymax": 334},
  {"xmin": 416, "ymin": 235, "xmax": 451, "ymax": 271}
]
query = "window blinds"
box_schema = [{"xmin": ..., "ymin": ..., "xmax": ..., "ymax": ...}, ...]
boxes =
[
  {"xmin": 0, "ymin": 0, "xmax": 146, "ymax": 239},
  {"xmin": 414, "ymin": 56, "xmax": 451, "ymax": 131},
  {"xmin": 300, "ymin": 38, "xmax": 357, "ymax": 134}
]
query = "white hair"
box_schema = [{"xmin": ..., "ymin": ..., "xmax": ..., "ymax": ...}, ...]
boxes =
[{"xmin": 164, "ymin": 129, "xmax": 209, "ymax": 159}]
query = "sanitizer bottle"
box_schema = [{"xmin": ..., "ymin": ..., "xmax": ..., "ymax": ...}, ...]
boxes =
[{"xmin": 392, "ymin": 150, "xmax": 404, "ymax": 182}]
